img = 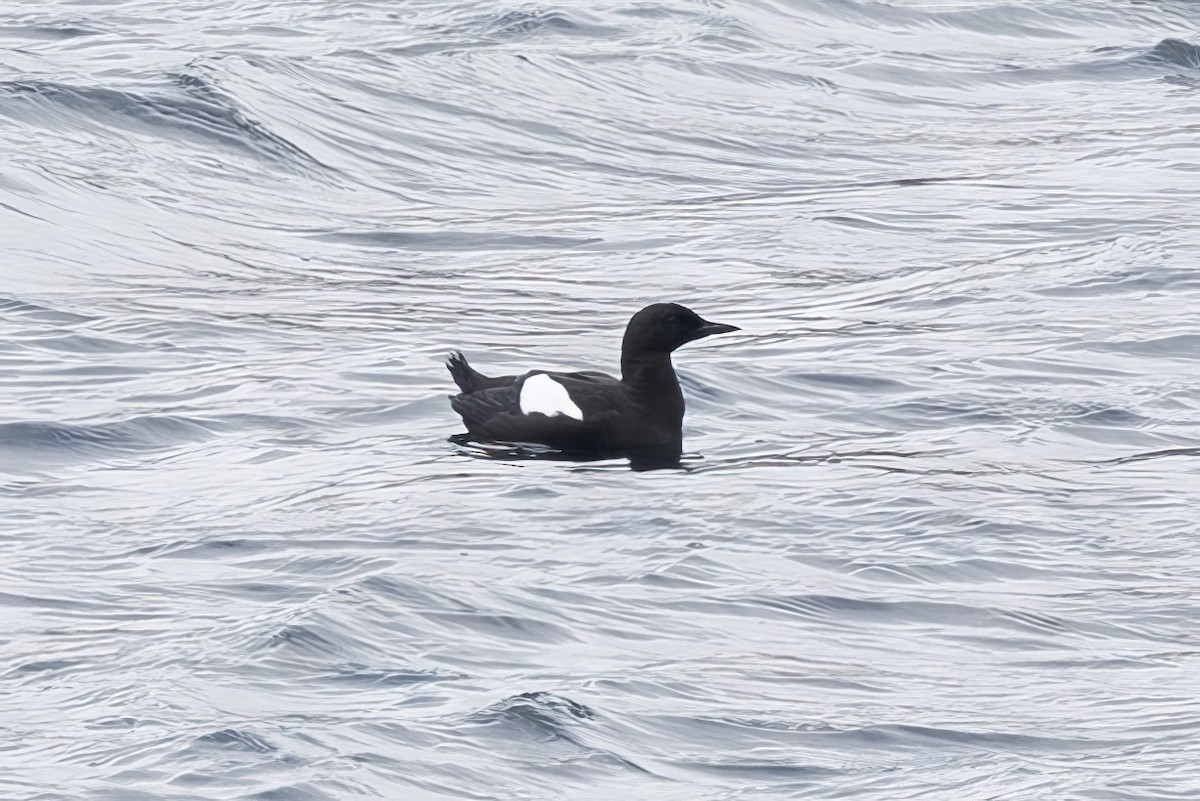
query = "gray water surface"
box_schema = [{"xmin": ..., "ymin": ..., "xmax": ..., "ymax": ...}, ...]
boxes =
[{"xmin": 3, "ymin": 1, "xmax": 1200, "ymax": 799}]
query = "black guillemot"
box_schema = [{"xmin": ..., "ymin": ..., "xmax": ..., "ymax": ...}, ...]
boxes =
[{"xmin": 447, "ymin": 303, "xmax": 739, "ymax": 455}]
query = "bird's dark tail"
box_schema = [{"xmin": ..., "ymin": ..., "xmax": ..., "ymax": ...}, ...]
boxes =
[
  {"xmin": 449, "ymin": 351, "xmax": 515, "ymax": 394},
  {"xmin": 447, "ymin": 352, "xmax": 522, "ymax": 394},
  {"xmin": 447, "ymin": 352, "xmax": 480, "ymax": 393}
]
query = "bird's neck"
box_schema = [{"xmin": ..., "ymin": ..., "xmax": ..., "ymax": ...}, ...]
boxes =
[{"xmin": 621, "ymin": 351, "xmax": 684, "ymax": 413}]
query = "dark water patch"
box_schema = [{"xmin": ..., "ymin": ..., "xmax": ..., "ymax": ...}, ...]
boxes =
[
  {"xmin": 6, "ymin": 657, "xmax": 87, "ymax": 677},
  {"xmin": 1098, "ymin": 447, "xmax": 1200, "ymax": 466},
  {"xmin": 0, "ymin": 415, "xmax": 223, "ymax": 458},
  {"xmin": 469, "ymin": 691, "xmax": 595, "ymax": 736},
  {"xmin": 0, "ymin": 412, "xmax": 305, "ymax": 465},
  {"xmin": 0, "ymin": 76, "xmax": 320, "ymax": 169},
  {"xmin": 0, "ymin": 199, "xmax": 45, "ymax": 221},
  {"xmin": 170, "ymin": 67, "xmax": 326, "ymax": 166},
  {"xmin": 441, "ymin": 694, "xmax": 650, "ymax": 787},
  {"xmin": 481, "ymin": 8, "xmax": 624, "ymax": 40},
  {"xmin": 195, "ymin": 728, "xmax": 277, "ymax": 754},
  {"xmin": 1137, "ymin": 38, "xmax": 1200, "ymax": 70},
  {"xmin": 0, "ymin": 24, "xmax": 100, "ymax": 41},
  {"xmin": 828, "ymin": 723, "xmax": 1120, "ymax": 752},
  {"xmin": 1058, "ymin": 406, "xmax": 1148, "ymax": 427},
  {"xmin": 0, "ymin": 296, "xmax": 96, "ymax": 325},
  {"xmin": 783, "ymin": 371, "xmax": 914, "ymax": 394},
  {"xmin": 358, "ymin": 573, "xmax": 475, "ymax": 610},
  {"xmin": 1046, "ymin": 38, "xmax": 1200, "ymax": 83},
  {"xmin": 265, "ymin": 622, "xmax": 348, "ymax": 660}
]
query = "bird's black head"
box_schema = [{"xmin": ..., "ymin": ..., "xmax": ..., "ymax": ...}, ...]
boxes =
[{"xmin": 622, "ymin": 302, "xmax": 740, "ymax": 355}]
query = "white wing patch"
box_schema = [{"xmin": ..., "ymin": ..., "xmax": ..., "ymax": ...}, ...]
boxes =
[{"xmin": 519, "ymin": 374, "xmax": 584, "ymax": 420}]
